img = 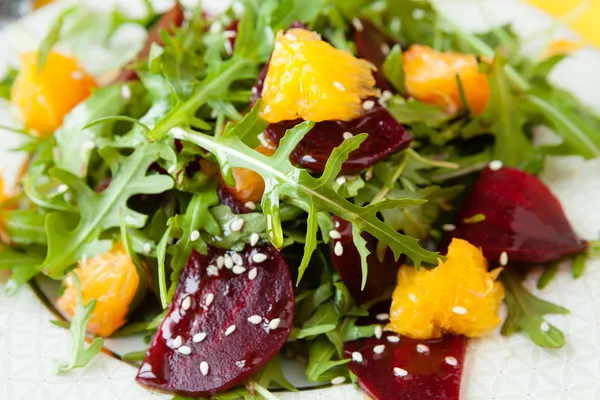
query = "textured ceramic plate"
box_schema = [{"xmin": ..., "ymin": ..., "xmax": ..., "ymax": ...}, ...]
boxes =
[{"xmin": 1, "ymin": 0, "xmax": 600, "ymax": 399}]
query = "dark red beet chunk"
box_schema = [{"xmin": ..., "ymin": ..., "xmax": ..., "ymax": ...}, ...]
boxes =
[
  {"xmin": 136, "ymin": 245, "xmax": 294, "ymax": 397},
  {"xmin": 449, "ymin": 167, "xmax": 587, "ymax": 263},
  {"xmin": 344, "ymin": 333, "xmax": 467, "ymax": 400},
  {"xmin": 217, "ymin": 186, "xmax": 252, "ymax": 214},
  {"xmin": 330, "ymin": 217, "xmax": 399, "ymax": 304},
  {"xmin": 354, "ymin": 19, "xmax": 398, "ymax": 90}
]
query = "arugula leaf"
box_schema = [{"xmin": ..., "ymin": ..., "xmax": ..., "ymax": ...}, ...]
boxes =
[
  {"xmin": 254, "ymin": 355, "xmax": 297, "ymax": 392},
  {"xmin": 572, "ymin": 252, "xmax": 587, "ymax": 279},
  {"xmin": 208, "ymin": 205, "xmax": 265, "ymax": 250},
  {"xmin": 382, "ymin": 45, "xmax": 405, "ymax": 93},
  {"xmin": 0, "ymin": 68, "xmax": 17, "ymax": 100},
  {"xmin": 2, "ymin": 245, "xmax": 45, "ymax": 295},
  {"xmin": 37, "ymin": 6, "xmax": 78, "ymax": 73},
  {"xmin": 40, "ymin": 143, "xmax": 174, "ymax": 278},
  {"xmin": 386, "ymin": 97, "xmax": 450, "ymax": 127},
  {"xmin": 1, "ymin": 210, "xmax": 47, "ymax": 245},
  {"xmin": 58, "ymin": 274, "xmax": 104, "ymax": 373},
  {"xmin": 537, "ymin": 262, "xmax": 559, "ymax": 290},
  {"xmin": 501, "ymin": 270, "xmax": 568, "ymax": 348},
  {"xmin": 271, "ymin": 0, "xmax": 326, "ymax": 31},
  {"xmin": 295, "ymin": 302, "xmax": 340, "ymax": 339},
  {"xmin": 305, "ymin": 338, "xmax": 349, "ymax": 382}
]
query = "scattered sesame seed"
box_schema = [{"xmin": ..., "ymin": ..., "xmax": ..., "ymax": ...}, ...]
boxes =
[
  {"xmin": 284, "ymin": 33, "xmax": 297, "ymax": 41},
  {"xmin": 207, "ymin": 265, "xmax": 219, "ymax": 276},
  {"xmin": 71, "ymin": 70, "xmax": 84, "ymax": 80},
  {"xmin": 442, "ymin": 224, "xmax": 456, "ymax": 232},
  {"xmin": 223, "ymin": 30, "xmax": 237, "ymax": 39},
  {"xmin": 342, "ymin": 131, "xmax": 354, "ymax": 140},
  {"xmin": 233, "ymin": 265, "xmax": 247, "ymax": 275},
  {"xmin": 190, "ymin": 230, "xmax": 200, "ymax": 242},
  {"xmin": 216, "ymin": 256, "xmax": 225, "ymax": 268},
  {"xmin": 205, "ymin": 293, "xmax": 215, "ymax": 307},
  {"xmin": 375, "ymin": 325, "xmax": 383, "ymax": 339},
  {"xmin": 336, "ymin": 176, "xmax": 347, "ymax": 185},
  {"xmin": 352, "ymin": 17, "xmax": 364, "ymax": 32},
  {"xmin": 232, "ymin": 253, "xmax": 244, "ymax": 265},
  {"xmin": 143, "ymin": 243, "xmax": 152, "ymax": 255},
  {"xmin": 409, "ymin": 293, "xmax": 417, "ymax": 303},
  {"xmin": 376, "ymin": 313, "xmax": 390, "ymax": 321},
  {"xmin": 373, "ymin": 345, "xmax": 386, "ymax": 354},
  {"xmin": 363, "ymin": 100, "xmax": 376, "ymax": 110},
  {"xmin": 250, "ymin": 233, "xmax": 260, "ymax": 247},
  {"xmin": 121, "ymin": 85, "xmax": 132, "ymax": 99},
  {"xmin": 172, "ymin": 335, "xmax": 183, "ymax": 348},
  {"xmin": 416, "ymin": 344, "xmax": 430, "ymax": 354},
  {"xmin": 258, "ymin": 132, "xmax": 270, "ymax": 147},
  {"xmin": 352, "ymin": 351, "xmax": 364, "ymax": 363},
  {"xmin": 412, "ymin": 8, "xmax": 425, "ymax": 19},
  {"xmin": 248, "ymin": 267, "xmax": 258, "ymax": 280},
  {"xmin": 244, "ymin": 201, "xmax": 257, "ymax": 210},
  {"xmin": 236, "ymin": 360, "xmax": 246, "ymax": 368},
  {"xmin": 387, "ymin": 336, "xmax": 400, "ymax": 343},
  {"xmin": 200, "ymin": 361, "xmax": 209, "ymax": 376},
  {"xmin": 193, "ymin": 332, "xmax": 207, "ymax": 343},
  {"xmin": 224, "ymin": 254, "xmax": 234, "ymax": 269},
  {"xmin": 251, "ymin": 87, "xmax": 258, "ymax": 95},
  {"xmin": 381, "ymin": 90, "xmax": 393, "ymax": 100},
  {"xmin": 331, "ymin": 376, "xmax": 346, "ymax": 385},
  {"xmin": 57, "ymin": 184, "xmax": 68, "ymax": 193},
  {"xmin": 167, "ymin": 165, "xmax": 176, "ymax": 174},
  {"xmin": 178, "ymin": 346, "xmax": 192, "ymax": 355},
  {"xmin": 381, "ymin": 43, "xmax": 391, "ymax": 55},
  {"xmin": 489, "ymin": 160, "xmax": 503, "ymax": 171},
  {"xmin": 225, "ymin": 325, "xmax": 237, "ymax": 336},
  {"xmin": 248, "ymin": 315, "xmax": 262, "ymax": 325},
  {"xmin": 181, "ymin": 296, "xmax": 192, "ymax": 311},
  {"xmin": 269, "ymin": 318, "xmax": 281, "ymax": 330},
  {"xmin": 333, "ymin": 81, "xmax": 346, "ymax": 91},
  {"xmin": 452, "ymin": 306, "xmax": 467, "ymax": 315},
  {"xmin": 540, "ymin": 321, "xmax": 550, "ymax": 332},
  {"xmin": 445, "ymin": 356, "xmax": 458, "ymax": 366},
  {"xmin": 252, "ymin": 253, "xmax": 268, "ymax": 263},
  {"xmin": 499, "ymin": 251, "xmax": 508, "ymax": 266},
  {"xmin": 224, "ymin": 40, "xmax": 233, "ymax": 55},
  {"xmin": 329, "ymin": 230, "xmax": 342, "ymax": 239},
  {"xmin": 334, "ymin": 242, "xmax": 344, "ymax": 256},
  {"xmin": 230, "ymin": 218, "xmax": 245, "ymax": 232},
  {"xmin": 393, "ymin": 367, "xmax": 408, "ymax": 377}
]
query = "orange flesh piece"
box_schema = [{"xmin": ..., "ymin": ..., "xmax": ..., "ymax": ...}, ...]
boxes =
[
  {"xmin": 56, "ymin": 243, "xmax": 139, "ymax": 337},
  {"xmin": 260, "ymin": 28, "xmax": 378, "ymax": 123},
  {"xmin": 227, "ymin": 144, "xmax": 276, "ymax": 204},
  {"xmin": 403, "ymin": 45, "xmax": 490, "ymax": 115},
  {"xmin": 388, "ymin": 238, "xmax": 504, "ymax": 339},
  {"xmin": 11, "ymin": 51, "xmax": 97, "ymax": 136}
]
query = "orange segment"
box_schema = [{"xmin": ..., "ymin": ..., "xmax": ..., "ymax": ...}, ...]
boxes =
[
  {"xmin": 227, "ymin": 144, "xmax": 275, "ymax": 204},
  {"xmin": 260, "ymin": 28, "xmax": 378, "ymax": 123},
  {"xmin": 56, "ymin": 242, "xmax": 139, "ymax": 337},
  {"xmin": 11, "ymin": 51, "xmax": 97, "ymax": 136},
  {"xmin": 388, "ymin": 238, "xmax": 504, "ymax": 339},
  {"xmin": 403, "ymin": 45, "xmax": 490, "ymax": 115}
]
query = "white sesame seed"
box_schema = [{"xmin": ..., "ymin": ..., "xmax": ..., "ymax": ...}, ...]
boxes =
[
  {"xmin": 172, "ymin": 335, "xmax": 183, "ymax": 348},
  {"xmin": 387, "ymin": 335, "xmax": 400, "ymax": 343},
  {"xmin": 190, "ymin": 230, "xmax": 200, "ymax": 242},
  {"xmin": 224, "ymin": 254, "xmax": 234, "ymax": 269},
  {"xmin": 352, "ymin": 351, "xmax": 364, "ymax": 363},
  {"xmin": 251, "ymin": 87, "xmax": 258, "ymax": 95},
  {"xmin": 333, "ymin": 81, "xmax": 346, "ymax": 91},
  {"xmin": 445, "ymin": 356, "xmax": 458, "ymax": 366},
  {"xmin": 409, "ymin": 293, "xmax": 417, "ymax": 303},
  {"xmin": 412, "ymin": 8, "xmax": 425, "ymax": 19},
  {"xmin": 143, "ymin": 243, "xmax": 152, "ymax": 255},
  {"xmin": 233, "ymin": 265, "xmax": 247, "ymax": 275},
  {"xmin": 248, "ymin": 268, "xmax": 258, "ymax": 280},
  {"xmin": 331, "ymin": 376, "xmax": 346, "ymax": 385},
  {"xmin": 200, "ymin": 361, "xmax": 209, "ymax": 376},
  {"xmin": 223, "ymin": 30, "xmax": 237, "ymax": 39},
  {"xmin": 363, "ymin": 100, "xmax": 376, "ymax": 110},
  {"xmin": 252, "ymin": 253, "xmax": 268, "ymax": 263},
  {"xmin": 230, "ymin": 218, "xmax": 245, "ymax": 232},
  {"xmin": 57, "ymin": 184, "xmax": 68, "ymax": 193},
  {"xmin": 442, "ymin": 224, "xmax": 456, "ymax": 232},
  {"xmin": 167, "ymin": 165, "xmax": 176, "ymax": 174},
  {"xmin": 193, "ymin": 332, "xmax": 207, "ymax": 343},
  {"xmin": 207, "ymin": 265, "xmax": 219, "ymax": 276},
  {"xmin": 381, "ymin": 43, "xmax": 391, "ymax": 55},
  {"xmin": 121, "ymin": 85, "xmax": 132, "ymax": 99},
  {"xmin": 178, "ymin": 346, "xmax": 192, "ymax": 355},
  {"xmin": 209, "ymin": 21, "xmax": 223, "ymax": 33},
  {"xmin": 416, "ymin": 344, "xmax": 430, "ymax": 354},
  {"xmin": 376, "ymin": 313, "xmax": 390, "ymax": 321},
  {"xmin": 540, "ymin": 321, "xmax": 550, "ymax": 332},
  {"xmin": 236, "ymin": 360, "xmax": 246, "ymax": 368},
  {"xmin": 232, "ymin": 253, "xmax": 244, "ymax": 265},
  {"xmin": 284, "ymin": 33, "xmax": 297, "ymax": 41},
  {"xmin": 452, "ymin": 306, "xmax": 467, "ymax": 315},
  {"xmin": 225, "ymin": 325, "xmax": 237, "ymax": 336},
  {"xmin": 250, "ymin": 233, "xmax": 260, "ymax": 247},
  {"xmin": 352, "ymin": 17, "xmax": 364, "ymax": 32},
  {"xmin": 329, "ymin": 230, "xmax": 342, "ymax": 239},
  {"xmin": 342, "ymin": 131, "xmax": 354, "ymax": 140},
  {"xmin": 224, "ymin": 40, "xmax": 233, "ymax": 55},
  {"xmin": 71, "ymin": 70, "xmax": 84, "ymax": 80},
  {"xmin": 393, "ymin": 367, "xmax": 408, "ymax": 377},
  {"xmin": 248, "ymin": 315, "xmax": 262, "ymax": 325},
  {"xmin": 381, "ymin": 90, "xmax": 393, "ymax": 100},
  {"xmin": 336, "ymin": 176, "xmax": 347, "ymax": 185},
  {"xmin": 244, "ymin": 201, "xmax": 257, "ymax": 210},
  {"xmin": 489, "ymin": 160, "xmax": 503, "ymax": 171},
  {"xmin": 373, "ymin": 345, "xmax": 385, "ymax": 354},
  {"xmin": 181, "ymin": 296, "xmax": 192, "ymax": 311},
  {"xmin": 334, "ymin": 242, "xmax": 344, "ymax": 256},
  {"xmin": 269, "ymin": 318, "xmax": 281, "ymax": 330},
  {"xmin": 205, "ymin": 293, "xmax": 214, "ymax": 306},
  {"xmin": 375, "ymin": 325, "xmax": 383, "ymax": 339},
  {"xmin": 499, "ymin": 251, "xmax": 508, "ymax": 266},
  {"xmin": 216, "ymin": 256, "xmax": 224, "ymax": 268}
]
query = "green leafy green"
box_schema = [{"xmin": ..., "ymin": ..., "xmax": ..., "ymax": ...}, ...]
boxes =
[
  {"xmin": 572, "ymin": 252, "xmax": 587, "ymax": 279},
  {"xmin": 537, "ymin": 262, "xmax": 559, "ymax": 290},
  {"xmin": 1, "ymin": 210, "xmax": 47, "ymax": 245},
  {"xmin": 37, "ymin": 6, "xmax": 78, "ymax": 73},
  {"xmin": 382, "ymin": 45, "xmax": 405, "ymax": 93}
]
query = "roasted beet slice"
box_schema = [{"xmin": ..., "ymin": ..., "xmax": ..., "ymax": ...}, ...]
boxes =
[
  {"xmin": 330, "ymin": 217, "xmax": 399, "ymax": 304},
  {"xmin": 449, "ymin": 166, "xmax": 586, "ymax": 263},
  {"xmin": 136, "ymin": 245, "xmax": 294, "ymax": 397},
  {"xmin": 354, "ymin": 19, "xmax": 398, "ymax": 90},
  {"xmin": 344, "ymin": 333, "xmax": 467, "ymax": 400},
  {"xmin": 217, "ymin": 185, "xmax": 252, "ymax": 214}
]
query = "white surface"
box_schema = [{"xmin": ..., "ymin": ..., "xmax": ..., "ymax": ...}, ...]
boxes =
[{"xmin": 1, "ymin": 0, "xmax": 600, "ymax": 399}]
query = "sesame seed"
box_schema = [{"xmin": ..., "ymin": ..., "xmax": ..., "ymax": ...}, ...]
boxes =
[
  {"xmin": 178, "ymin": 346, "xmax": 192, "ymax": 355},
  {"xmin": 236, "ymin": 360, "xmax": 246, "ymax": 368},
  {"xmin": 387, "ymin": 336, "xmax": 400, "ymax": 343},
  {"xmin": 452, "ymin": 306, "xmax": 467, "ymax": 315},
  {"xmin": 329, "ymin": 230, "xmax": 342, "ymax": 239},
  {"xmin": 143, "ymin": 243, "xmax": 152, "ymax": 255},
  {"xmin": 445, "ymin": 356, "xmax": 458, "ymax": 366},
  {"xmin": 121, "ymin": 85, "xmax": 132, "ymax": 99},
  {"xmin": 352, "ymin": 351, "xmax": 364, "ymax": 363},
  {"xmin": 375, "ymin": 325, "xmax": 383, "ymax": 339},
  {"xmin": 334, "ymin": 242, "xmax": 344, "ymax": 256},
  {"xmin": 250, "ymin": 233, "xmax": 260, "ymax": 247},
  {"xmin": 393, "ymin": 367, "xmax": 408, "ymax": 377},
  {"xmin": 381, "ymin": 90, "xmax": 393, "ymax": 100},
  {"xmin": 331, "ymin": 376, "xmax": 346, "ymax": 385},
  {"xmin": 172, "ymin": 336, "xmax": 183, "ymax": 348},
  {"xmin": 381, "ymin": 43, "xmax": 391, "ymax": 55},
  {"xmin": 207, "ymin": 265, "xmax": 219, "ymax": 276},
  {"xmin": 245, "ymin": 201, "xmax": 257, "ymax": 210},
  {"xmin": 342, "ymin": 131, "xmax": 354, "ymax": 140},
  {"xmin": 376, "ymin": 313, "xmax": 390, "ymax": 321},
  {"xmin": 225, "ymin": 325, "xmax": 237, "ymax": 336},
  {"xmin": 336, "ymin": 176, "xmax": 347, "ymax": 185},
  {"xmin": 284, "ymin": 33, "xmax": 297, "ymax": 41},
  {"xmin": 181, "ymin": 296, "xmax": 192, "ymax": 311},
  {"xmin": 248, "ymin": 268, "xmax": 258, "ymax": 280},
  {"xmin": 216, "ymin": 256, "xmax": 224, "ymax": 268},
  {"xmin": 233, "ymin": 265, "xmax": 247, "ymax": 275},
  {"xmin": 230, "ymin": 218, "xmax": 245, "ymax": 232},
  {"xmin": 193, "ymin": 332, "xmax": 207, "ymax": 343},
  {"xmin": 223, "ymin": 30, "xmax": 237, "ymax": 39},
  {"xmin": 224, "ymin": 254, "xmax": 234, "ymax": 269},
  {"xmin": 416, "ymin": 344, "xmax": 430, "ymax": 354},
  {"xmin": 499, "ymin": 251, "xmax": 508, "ymax": 266},
  {"xmin": 489, "ymin": 160, "xmax": 503, "ymax": 171},
  {"xmin": 205, "ymin": 293, "xmax": 215, "ymax": 306},
  {"xmin": 167, "ymin": 165, "xmax": 176, "ymax": 174},
  {"xmin": 363, "ymin": 100, "xmax": 376, "ymax": 110},
  {"xmin": 251, "ymin": 87, "xmax": 258, "ymax": 95},
  {"xmin": 252, "ymin": 253, "xmax": 268, "ymax": 263},
  {"xmin": 409, "ymin": 293, "xmax": 417, "ymax": 303},
  {"xmin": 333, "ymin": 81, "xmax": 346, "ymax": 91},
  {"xmin": 210, "ymin": 21, "xmax": 223, "ymax": 33},
  {"xmin": 224, "ymin": 40, "xmax": 233, "ymax": 55},
  {"xmin": 412, "ymin": 8, "xmax": 425, "ymax": 19},
  {"xmin": 373, "ymin": 345, "xmax": 385, "ymax": 354},
  {"xmin": 248, "ymin": 315, "xmax": 262, "ymax": 325},
  {"xmin": 190, "ymin": 230, "xmax": 200, "ymax": 242},
  {"xmin": 57, "ymin": 184, "xmax": 68, "ymax": 193},
  {"xmin": 352, "ymin": 17, "xmax": 364, "ymax": 32},
  {"xmin": 442, "ymin": 224, "xmax": 456, "ymax": 232},
  {"xmin": 269, "ymin": 318, "xmax": 281, "ymax": 330},
  {"xmin": 540, "ymin": 321, "xmax": 550, "ymax": 332},
  {"xmin": 200, "ymin": 361, "xmax": 209, "ymax": 376}
]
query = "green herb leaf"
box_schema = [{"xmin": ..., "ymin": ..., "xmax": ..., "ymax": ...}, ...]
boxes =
[
  {"xmin": 295, "ymin": 302, "xmax": 340, "ymax": 339},
  {"xmin": 382, "ymin": 45, "xmax": 405, "ymax": 93},
  {"xmin": 208, "ymin": 205, "xmax": 265, "ymax": 250},
  {"xmin": 572, "ymin": 252, "xmax": 587, "ymax": 279},
  {"xmin": 1, "ymin": 210, "xmax": 47, "ymax": 245},
  {"xmin": 306, "ymin": 338, "xmax": 349, "ymax": 382},
  {"xmin": 462, "ymin": 213, "xmax": 486, "ymax": 224},
  {"xmin": 537, "ymin": 262, "xmax": 559, "ymax": 290},
  {"xmin": 37, "ymin": 6, "xmax": 78, "ymax": 73},
  {"xmin": 386, "ymin": 97, "xmax": 450, "ymax": 127}
]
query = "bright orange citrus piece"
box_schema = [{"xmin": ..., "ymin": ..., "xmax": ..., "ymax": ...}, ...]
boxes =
[
  {"xmin": 260, "ymin": 28, "xmax": 378, "ymax": 123},
  {"xmin": 403, "ymin": 45, "xmax": 490, "ymax": 115},
  {"xmin": 11, "ymin": 51, "xmax": 97, "ymax": 136},
  {"xmin": 56, "ymin": 242, "xmax": 140, "ymax": 337},
  {"xmin": 227, "ymin": 144, "xmax": 276, "ymax": 204},
  {"xmin": 387, "ymin": 238, "xmax": 504, "ymax": 339}
]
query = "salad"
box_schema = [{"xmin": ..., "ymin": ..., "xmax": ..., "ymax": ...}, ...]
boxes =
[{"xmin": 1, "ymin": 0, "xmax": 599, "ymax": 399}]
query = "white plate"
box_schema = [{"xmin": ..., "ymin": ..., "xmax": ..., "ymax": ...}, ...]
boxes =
[{"xmin": 1, "ymin": 1, "xmax": 600, "ymax": 399}]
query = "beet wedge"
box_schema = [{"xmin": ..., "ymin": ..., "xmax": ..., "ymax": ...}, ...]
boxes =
[
  {"xmin": 136, "ymin": 245, "xmax": 294, "ymax": 397},
  {"xmin": 344, "ymin": 333, "xmax": 467, "ymax": 400},
  {"xmin": 354, "ymin": 19, "xmax": 398, "ymax": 90},
  {"xmin": 330, "ymin": 217, "xmax": 399, "ymax": 304}
]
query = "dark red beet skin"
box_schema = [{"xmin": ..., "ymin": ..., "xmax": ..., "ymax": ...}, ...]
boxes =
[
  {"xmin": 136, "ymin": 245, "xmax": 294, "ymax": 397},
  {"xmin": 354, "ymin": 19, "xmax": 398, "ymax": 91},
  {"xmin": 450, "ymin": 167, "xmax": 586, "ymax": 263},
  {"xmin": 330, "ymin": 217, "xmax": 399, "ymax": 304},
  {"xmin": 344, "ymin": 333, "xmax": 467, "ymax": 400}
]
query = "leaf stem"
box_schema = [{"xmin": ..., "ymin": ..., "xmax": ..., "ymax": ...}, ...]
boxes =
[{"xmin": 251, "ymin": 382, "xmax": 281, "ymax": 400}]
